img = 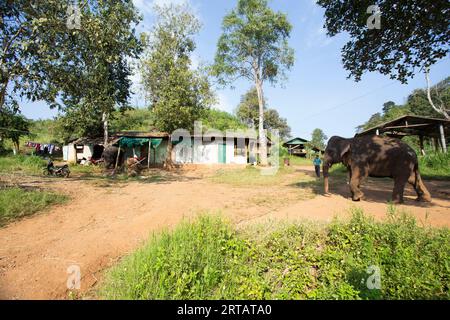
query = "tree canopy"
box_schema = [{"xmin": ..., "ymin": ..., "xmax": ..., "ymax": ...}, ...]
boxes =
[
  {"xmin": 236, "ymin": 87, "xmax": 291, "ymax": 140},
  {"xmin": 1, "ymin": 1, "xmax": 141, "ymax": 145},
  {"xmin": 212, "ymin": 0, "xmax": 294, "ymax": 165},
  {"xmin": 357, "ymin": 76, "xmax": 450, "ymax": 132},
  {"xmin": 141, "ymin": 3, "xmax": 215, "ymax": 134},
  {"xmin": 310, "ymin": 128, "xmax": 328, "ymax": 150},
  {"xmin": 317, "ymin": 0, "xmax": 449, "ymax": 84}
]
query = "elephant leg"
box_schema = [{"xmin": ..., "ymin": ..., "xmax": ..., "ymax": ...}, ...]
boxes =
[
  {"xmin": 408, "ymin": 171, "xmax": 432, "ymax": 202},
  {"xmin": 349, "ymin": 166, "xmax": 366, "ymax": 201},
  {"xmin": 392, "ymin": 176, "xmax": 408, "ymax": 204}
]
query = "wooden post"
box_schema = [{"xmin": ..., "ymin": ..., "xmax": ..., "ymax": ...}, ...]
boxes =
[
  {"xmin": 148, "ymin": 140, "xmax": 151, "ymax": 169},
  {"xmin": 439, "ymin": 124, "xmax": 447, "ymax": 153},
  {"xmin": 419, "ymin": 135, "xmax": 425, "ymax": 156},
  {"xmin": 114, "ymin": 146, "xmax": 121, "ymax": 170}
]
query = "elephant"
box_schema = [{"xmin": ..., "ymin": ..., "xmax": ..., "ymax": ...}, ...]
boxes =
[
  {"xmin": 102, "ymin": 145, "xmax": 124, "ymax": 169},
  {"xmin": 322, "ymin": 135, "xmax": 431, "ymax": 204}
]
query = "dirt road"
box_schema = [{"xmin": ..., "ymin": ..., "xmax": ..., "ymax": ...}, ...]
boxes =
[{"xmin": 0, "ymin": 166, "xmax": 449, "ymax": 299}]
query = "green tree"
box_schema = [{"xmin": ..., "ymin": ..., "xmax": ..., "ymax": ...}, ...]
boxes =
[
  {"xmin": 1, "ymin": 1, "xmax": 78, "ymax": 111},
  {"xmin": 317, "ymin": 0, "xmax": 449, "ymax": 84},
  {"xmin": 212, "ymin": 0, "xmax": 294, "ymax": 165},
  {"xmin": 357, "ymin": 76, "xmax": 449, "ymax": 133},
  {"xmin": 141, "ymin": 3, "xmax": 214, "ymax": 134},
  {"xmin": 310, "ymin": 128, "xmax": 327, "ymax": 150},
  {"xmin": 201, "ymin": 109, "xmax": 246, "ymax": 132},
  {"xmin": 0, "ymin": 110, "xmax": 30, "ymax": 154},
  {"xmin": 236, "ymin": 87, "xmax": 291, "ymax": 140},
  {"xmin": 1, "ymin": 1, "xmax": 141, "ymax": 145},
  {"xmin": 57, "ymin": 0, "xmax": 142, "ymax": 145}
]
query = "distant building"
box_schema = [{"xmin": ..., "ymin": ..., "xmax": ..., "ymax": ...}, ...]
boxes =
[
  {"xmin": 65, "ymin": 131, "xmax": 272, "ymax": 166},
  {"xmin": 283, "ymin": 137, "xmax": 324, "ymax": 158}
]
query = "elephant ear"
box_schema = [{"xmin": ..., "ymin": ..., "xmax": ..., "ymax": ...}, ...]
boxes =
[{"xmin": 339, "ymin": 140, "xmax": 351, "ymax": 158}]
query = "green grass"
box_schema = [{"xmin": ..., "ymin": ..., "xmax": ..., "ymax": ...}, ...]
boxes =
[
  {"xmin": 419, "ymin": 152, "xmax": 450, "ymax": 180},
  {"xmin": 283, "ymin": 156, "xmax": 315, "ymax": 166},
  {"xmin": 99, "ymin": 209, "xmax": 450, "ymax": 300},
  {"xmin": 209, "ymin": 165, "xmax": 312, "ymax": 187},
  {"xmin": 0, "ymin": 186, "xmax": 68, "ymax": 226},
  {"xmin": 0, "ymin": 155, "xmax": 47, "ymax": 175}
]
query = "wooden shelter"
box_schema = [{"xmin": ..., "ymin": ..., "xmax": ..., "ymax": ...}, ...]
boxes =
[
  {"xmin": 115, "ymin": 131, "xmax": 170, "ymax": 168},
  {"xmin": 282, "ymin": 137, "xmax": 324, "ymax": 157},
  {"xmin": 356, "ymin": 115, "xmax": 449, "ymax": 154}
]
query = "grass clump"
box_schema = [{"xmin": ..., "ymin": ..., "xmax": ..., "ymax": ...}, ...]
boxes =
[
  {"xmin": 0, "ymin": 155, "xmax": 47, "ymax": 175},
  {"xmin": 0, "ymin": 186, "xmax": 68, "ymax": 226},
  {"xmin": 209, "ymin": 165, "xmax": 313, "ymax": 187},
  {"xmin": 99, "ymin": 209, "xmax": 450, "ymax": 300},
  {"xmin": 419, "ymin": 152, "xmax": 450, "ymax": 180},
  {"xmin": 99, "ymin": 215, "xmax": 245, "ymax": 299}
]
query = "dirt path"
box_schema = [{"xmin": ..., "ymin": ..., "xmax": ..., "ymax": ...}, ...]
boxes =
[{"xmin": 0, "ymin": 166, "xmax": 449, "ymax": 299}]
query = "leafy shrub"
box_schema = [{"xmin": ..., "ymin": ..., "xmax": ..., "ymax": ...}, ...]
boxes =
[
  {"xmin": 0, "ymin": 155, "xmax": 47, "ymax": 174},
  {"xmin": 99, "ymin": 209, "xmax": 450, "ymax": 300},
  {"xmin": 419, "ymin": 152, "xmax": 450, "ymax": 180}
]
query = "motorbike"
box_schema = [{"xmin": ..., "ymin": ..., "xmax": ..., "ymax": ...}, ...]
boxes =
[{"xmin": 43, "ymin": 160, "xmax": 70, "ymax": 178}]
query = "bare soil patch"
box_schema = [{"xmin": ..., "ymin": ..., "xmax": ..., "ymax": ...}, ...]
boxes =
[{"xmin": 0, "ymin": 165, "xmax": 448, "ymax": 299}]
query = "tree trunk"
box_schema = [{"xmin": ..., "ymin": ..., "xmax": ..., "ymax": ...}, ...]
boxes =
[
  {"xmin": 102, "ymin": 112, "xmax": 109, "ymax": 146},
  {"xmin": 425, "ymin": 67, "xmax": 449, "ymax": 119},
  {"xmin": 13, "ymin": 139, "xmax": 19, "ymax": 156},
  {"xmin": 0, "ymin": 77, "xmax": 9, "ymax": 111},
  {"xmin": 255, "ymin": 80, "xmax": 268, "ymax": 166},
  {"xmin": 165, "ymin": 137, "xmax": 174, "ymax": 170}
]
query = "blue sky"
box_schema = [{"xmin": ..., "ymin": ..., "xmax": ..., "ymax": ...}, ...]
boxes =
[{"xmin": 19, "ymin": 0, "xmax": 450, "ymax": 140}]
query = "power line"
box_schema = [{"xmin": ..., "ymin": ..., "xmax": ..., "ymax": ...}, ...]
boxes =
[{"xmin": 300, "ymin": 57, "xmax": 450, "ymax": 121}]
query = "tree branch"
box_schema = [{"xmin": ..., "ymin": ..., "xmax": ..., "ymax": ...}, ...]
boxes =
[{"xmin": 425, "ymin": 67, "xmax": 449, "ymax": 119}]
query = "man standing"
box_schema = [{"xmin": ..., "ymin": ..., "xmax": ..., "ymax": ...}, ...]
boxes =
[{"xmin": 313, "ymin": 154, "xmax": 322, "ymax": 178}]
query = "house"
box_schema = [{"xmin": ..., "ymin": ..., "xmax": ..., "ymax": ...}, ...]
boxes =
[
  {"xmin": 113, "ymin": 131, "xmax": 272, "ymax": 166},
  {"xmin": 63, "ymin": 137, "xmax": 118, "ymax": 163},
  {"xmin": 283, "ymin": 137, "xmax": 309, "ymax": 157},
  {"xmin": 173, "ymin": 132, "xmax": 271, "ymax": 165},
  {"xmin": 66, "ymin": 130, "xmax": 273, "ymax": 167}
]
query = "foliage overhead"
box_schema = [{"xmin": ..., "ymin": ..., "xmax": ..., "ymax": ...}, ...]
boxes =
[
  {"xmin": 141, "ymin": 3, "xmax": 215, "ymax": 133},
  {"xmin": 1, "ymin": 1, "xmax": 140, "ymax": 113},
  {"xmin": 317, "ymin": 0, "xmax": 450, "ymax": 83}
]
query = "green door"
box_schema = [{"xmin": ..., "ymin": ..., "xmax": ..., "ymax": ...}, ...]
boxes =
[{"xmin": 218, "ymin": 143, "xmax": 226, "ymax": 164}]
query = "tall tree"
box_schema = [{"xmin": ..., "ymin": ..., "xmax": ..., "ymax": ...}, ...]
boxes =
[
  {"xmin": 236, "ymin": 87, "xmax": 291, "ymax": 140},
  {"xmin": 212, "ymin": 0, "xmax": 294, "ymax": 166},
  {"xmin": 0, "ymin": 109, "xmax": 30, "ymax": 154},
  {"xmin": 140, "ymin": 3, "xmax": 215, "ymax": 165},
  {"xmin": 0, "ymin": 0, "xmax": 79, "ymax": 112},
  {"xmin": 310, "ymin": 128, "xmax": 327, "ymax": 150},
  {"xmin": 1, "ymin": 1, "xmax": 141, "ymax": 144},
  {"xmin": 317, "ymin": 0, "xmax": 449, "ymax": 84},
  {"xmin": 58, "ymin": 0, "xmax": 142, "ymax": 145}
]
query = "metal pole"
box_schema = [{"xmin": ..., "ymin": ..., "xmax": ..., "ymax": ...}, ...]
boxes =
[
  {"xmin": 439, "ymin": 124, "xmax": 447, "ymax": 153},
  {"xmin": 148, "ymin": 140, "xmax": 151, "ymax": 169},
  {"xmin": 114, "ymin": 146, "xmax": 121, "ymax": 169}
]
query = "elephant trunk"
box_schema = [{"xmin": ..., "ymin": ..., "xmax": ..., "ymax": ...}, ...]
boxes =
[{"xmin": 323, "ymin": 161, "xmax": 330, "ymax": 194}]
